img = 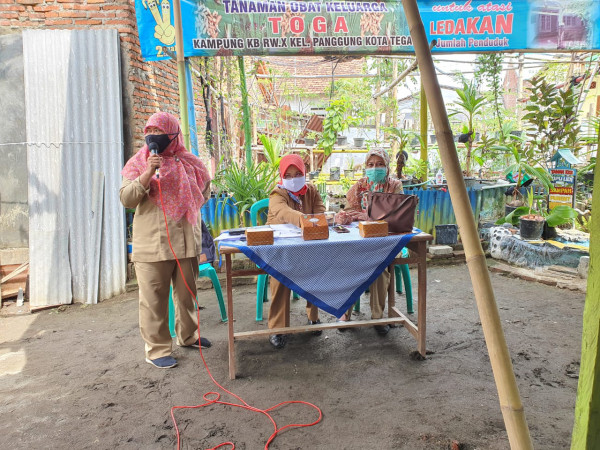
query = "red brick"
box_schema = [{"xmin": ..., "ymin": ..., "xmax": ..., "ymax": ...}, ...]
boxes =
[
  {"xmin": 33, "ymin": 4, "xmax": 60, "ymax": 11},
  {"xmin": 2, "ymin": 5, "xmax": 25, "ymax": 10},
  {"xmin": 88, "ymin": 11, "xmax": 114, "ymax": 17},
  {"xmin": 45, "ymin": 18, "xmax": 73, "ymax": 25},
  {"xmin": 86, "ymin": 0, "xmax": 106, "ymax": 3},
  {"xmin": 73, "ymin": 18, "xmax": 101, "ymax": 24},
  {"xmin": 59, "ymin": 10, "xmax": 86, "ymax": 17},
  {"xmin": 0, "ymin": 19, "xmax": 11, "ymax": 25},
  {"xmin": 103, "ymin": 18, "xmax": 129, "ymax": 25},
  {"xmin": 0, "ymin": 12, "xmax": 18, "ymax": 18},
  {"xmin": 72, "ymin": 4, "xmax": 100, "ymax": 10}
]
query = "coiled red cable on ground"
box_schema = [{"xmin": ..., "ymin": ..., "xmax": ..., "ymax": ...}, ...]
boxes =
[{"xmin": 156, "ymin": 177, "xmax": 323, "ymax": 450}]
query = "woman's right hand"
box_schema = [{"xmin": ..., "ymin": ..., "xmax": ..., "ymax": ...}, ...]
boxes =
[
  {"xmin": 146, "ymin": 154, "xmax": 162, "ymax": 174},
  {"xmin": 335, "ymin": 211, "xmax": 353, "ymax": 225}
]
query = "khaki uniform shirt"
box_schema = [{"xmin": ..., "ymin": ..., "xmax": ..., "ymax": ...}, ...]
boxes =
[
  {"xmin": 119, "ymin": 177, "xmax": 209, "ymax": 263},
  {"xmin": 267, "ymin": 184, "xmax": 325, "ymax": 227}
]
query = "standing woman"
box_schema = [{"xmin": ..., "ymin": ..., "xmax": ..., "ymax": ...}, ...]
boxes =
[
  {"xmin": 120, "ymin": 112, "xmax": 212, "ymax": 369},
  {"xmin": 335, "ymin": 148, "xmax": 403, "ymax": 335},
  {"xmin": 266, "ymin": 154, "xmax": 326, "ymax": 349}
]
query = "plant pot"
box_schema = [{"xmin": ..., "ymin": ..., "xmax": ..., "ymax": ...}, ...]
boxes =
[
  {"xmin": 304, "ymin": 138, "xmax": 315, "ymax": 146},
  {"xmin": 505, "ymin": 204, "xmax": 518, "ymax": 217},
  {"xmin": 336, "ymin": 136, "xmax": 347, "ymax": 146},
  {"xmin": 542, "ymin": 222, "xmax": 557, "ymax": 240},
  {"xmin": 353, "ymin": 137, "xmax": 365, "ymax": 147},
  {"xmin": 430, "ymin": 134, "xmax": 437, "ymax": 144},
  {"xmin": 463, "ymin": 177, "xmax": 477, "ymax": 188},
  {"xmin": 330, "ymin": 167, "xmax": 341, "ymax": 181},
  {"xmin": 344, "ymin": 169, "xmax": 354, "ymax": 179},
  {"xmin": 435, "ymin": 224, "xmax": 458, "ymax": 245},
  {"xmin": 308, "ymin": 171, "xmax": 319, "ymax": 180},
  {"xmin": 519, "ymin": 216, "xmax": 545, "ymax": 240}
]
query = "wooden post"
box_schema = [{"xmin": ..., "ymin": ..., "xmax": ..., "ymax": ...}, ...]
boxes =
[
  {"xmin": 571, "ymin": 145, "xmax": 600, "ymax": 449},
  {"xmin": 172, "ymin": 0, "xmax": 190, "ymax": 150},
  {"xmin": 238, "ymin": 56, "xmax": 253, "ymax": 168},
  {"xmin": 401, "ymin": 0, "xmax": 533, "ymax": 448}
]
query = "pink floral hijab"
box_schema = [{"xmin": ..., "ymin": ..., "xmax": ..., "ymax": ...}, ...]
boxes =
[
  {"xmin": 335, "ymin": 148, "xmax": 403, "ymax": 224},
  {"xmin": 121, "ymin": 112, "xmax": 211, "ymax": 225}
]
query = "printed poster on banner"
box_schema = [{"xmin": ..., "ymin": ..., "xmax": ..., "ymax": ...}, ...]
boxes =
[{"xmin": 134, "ymin": 0, "xmax": 600, "ymax": 61}]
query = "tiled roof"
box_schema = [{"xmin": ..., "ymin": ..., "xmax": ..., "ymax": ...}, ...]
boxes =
[{"xmin": 254, "ymin": 56, "xmax": 366, "ymax": 97}]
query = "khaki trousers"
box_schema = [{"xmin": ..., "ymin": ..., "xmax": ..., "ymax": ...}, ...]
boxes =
[
  {"xmin": 268, "ymin": 277, "xmax": 319, "ymax": 329},
  {"xmin": 369, "ymin": 268, "xmax": 390, "ymax": 319},
  {"xmin": 135, "ymin": 257, "xmax": 199, "ymax": 359},
  {"xmin": 342, "ymin": 268, "xmax": 390, "ymax": 320}
]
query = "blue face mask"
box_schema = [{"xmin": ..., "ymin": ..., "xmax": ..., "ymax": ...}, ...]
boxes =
[{"xmin": 365, "ymin": 167, "xmax": 387, "ymax": 183}]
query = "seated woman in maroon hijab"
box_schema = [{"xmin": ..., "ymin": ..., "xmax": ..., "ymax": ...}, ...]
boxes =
[{"xmin": 265, "ymin": 154, "xmax": 326, "ymax": 349}]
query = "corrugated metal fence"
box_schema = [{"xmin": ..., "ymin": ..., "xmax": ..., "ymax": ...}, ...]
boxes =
[
  {"xmin": 201, "ymin": 185, "xmax": 507, "ymax": 237},
  {"xmin": 24, "ymin": 29, "xmax": 126, "ymax": 306}
]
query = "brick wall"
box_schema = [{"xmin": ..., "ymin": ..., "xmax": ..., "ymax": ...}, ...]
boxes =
[{"xmin": 0, "ymin": 0, "xmax": 207, "ymax": 159}]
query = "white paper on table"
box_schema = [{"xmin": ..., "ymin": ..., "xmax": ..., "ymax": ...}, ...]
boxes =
[{"xmin": 269, "ymin": 223, "xmax": 302, "ymax": 238}]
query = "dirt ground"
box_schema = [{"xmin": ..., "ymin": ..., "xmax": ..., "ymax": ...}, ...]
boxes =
[{"xmin": 0, "ymin": 263, "xmax": 585, "ymax": 449}]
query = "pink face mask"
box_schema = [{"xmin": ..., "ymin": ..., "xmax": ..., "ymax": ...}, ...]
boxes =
[{"xmin": 282, "ymin": 175, "xmax": 306, "ymax": 193}]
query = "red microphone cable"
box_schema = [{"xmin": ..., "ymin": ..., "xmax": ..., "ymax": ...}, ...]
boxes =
[{"xmin": 154, "ymin": 175, "xmax": 323, "ymax": 450}]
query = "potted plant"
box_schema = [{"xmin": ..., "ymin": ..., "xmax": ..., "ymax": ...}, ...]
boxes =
[
  {"xmin": 212, "ymin": 159, "xmax": 279, "ymax": 227},
  {"xmin": 304, "ymin": 130, "xmax": 320, "ymax": 147},
  {"xmin": 496, "ymin": 188, "xmax": 578, "ymax": 241},
  {"xmin": 518, "ymin": 188, "xmax": 545, "ymax": 240},
  {"xmin": 344, "ymin": 157, "xmax": 355, "ymax": 179},
  {"xmin": 449, "ymin": 80, "xmax": 486, "ymax": 177},
  {"xmin": 319, "ymin": 98, "xmax": 351, "ymax": 156},
  {"xmin": 493, "ymin": 138, "xmax": 553, "ymax": 215}
]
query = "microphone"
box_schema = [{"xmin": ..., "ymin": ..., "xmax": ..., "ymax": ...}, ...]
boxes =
[{"xmin": 149, "ymin": 142, "xmax": 160, "ymax": 178}]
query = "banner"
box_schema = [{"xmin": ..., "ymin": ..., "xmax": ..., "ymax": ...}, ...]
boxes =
[
  {"xmin": 549, "ymin": 168, "xmax": 577, "ymax": 209},
  {"xmin": 135, "ymin": 0, "xmax": 600, "ymax": 61}
]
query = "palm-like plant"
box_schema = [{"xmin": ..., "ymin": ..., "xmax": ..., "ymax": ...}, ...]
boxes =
[
  {"xmin": 450, "ymin": 81, "xmax": 486, "ymax": 176},
  {"xmin": 212, "ymin": 159, "xmax": 279, "ymax": 226}
]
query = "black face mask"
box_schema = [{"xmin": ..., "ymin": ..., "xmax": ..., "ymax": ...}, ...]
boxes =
[{"xmin": 145, "ymin": 133, "xmax": 177, "ymax": 154}]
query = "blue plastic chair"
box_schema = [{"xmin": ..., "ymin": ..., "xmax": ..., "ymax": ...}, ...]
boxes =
[
  {"xmin": 168, "ymin": 262, "xmax": 227, "ymax": 338},
  {"xmin": 250, "ymin": 198, "xmax": 299, "ymax": 321}
]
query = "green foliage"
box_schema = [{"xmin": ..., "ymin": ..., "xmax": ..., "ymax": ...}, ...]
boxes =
[
  {"xmin": 492, "ymin": 137, "xmax": 553, "ymax": 204},
  {"xmin": 475, "ymin": 53, "xmax": 504, "ymax": 134},
  {"xmin": 496, "ymin": 194, "xmax": 577, "ymax": 227},
  {"xmin": 450, "ymin": 81, "xmax": 486, "ymax": 176},
  {"xmin": 259, "ymin": 134, "xmax": 284, "ymax": 172},
  {"xmin": 404, "ymin": 157, "xmax": 429, "ymax": 182},
  {"xmin": 319, "ymin": 98, "xmax": 352, "ymax": 156},
  {"xmin": 212, "ymin": 159, "xmax": 278, "ymax": 225},
  {"xmin": 522, "ymin": 76, "xmax": 582, "ymax": 163}
]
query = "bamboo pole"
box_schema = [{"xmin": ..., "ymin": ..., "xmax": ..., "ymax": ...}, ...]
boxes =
[
  {"xmin": 238, "ymin": 56, "xmax": 253, "ymax": 168},
  {"xmin": 172, "ymin": 0, "xmax": 190, "ymax": 150},
  {"xmin": 571, "ymin": 144, "xmax": 600, "ymax": 449},
  {"xmin": 420, "ymin": 81, "xmax": 428, "ymax": 168},
  {"xmin": 401, "ymin": 1, "xmax": 534, "ymax": 448}
]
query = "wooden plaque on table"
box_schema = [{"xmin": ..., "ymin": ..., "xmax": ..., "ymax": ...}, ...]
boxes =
[
  {"xmin": 359, "ymin": 220, "xmax": 389, "ymax": 238},
  {"xmin": 300, "ymin": 214, "xmax": 329, "ymax": 240},
  {"xmin": 245, "ymin": 227, "xmax": 274, "ymax": 246}
]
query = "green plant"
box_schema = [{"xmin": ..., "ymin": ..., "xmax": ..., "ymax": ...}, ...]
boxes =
[
  {"xmin": 348, "ymin": 157, "xmax": 355, "ymax": 170},
  {"xmin": 305, "ymin": 130, "xmax": 320, "ymax": 141},
  {"xmin": 259, "ymin": 134, "xmax": 284, "ymax": 173},
  {"xmin": 450, "ymin": 81, "xmax": 486, "ymax": 176},
  {"xmin": 496, "ymin": 188, "xmax": 577, "ymax": 227},
  {"xmin": 212, "ymin": 159, "xmax": 278, "ymax": 226},
  {"xmin": 340, "ymin": 176, "xmax": 353, "ymax": 192},
  {"xmin": 475, "ymin": 54, "xmax": 504, "ymax": 135},
  {"xmin": 404, "ymin": 157, "xmax": 429, "ymax": 182},
  {"xmin": 319, "ymin": 98, "xmax": 352, "ymax": 157},
  {"xmin": 493, "ymin": 137, "xmax": 553, "ymax": 206},
  {"xmin": 522, "ymin": 76, "xmax": 582, "ymax": 164}
]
